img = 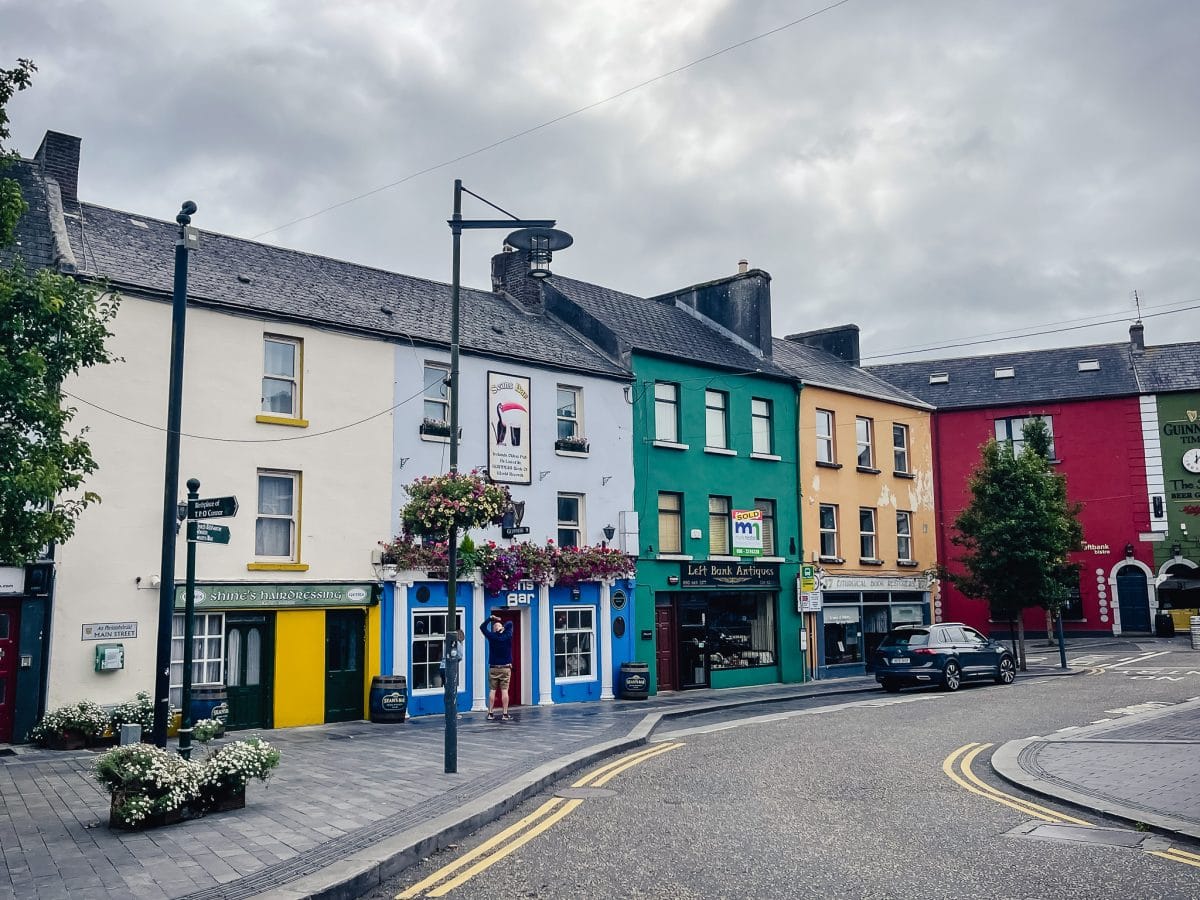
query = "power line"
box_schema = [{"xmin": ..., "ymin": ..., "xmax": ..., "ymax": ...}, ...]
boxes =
[{"xmin": 251, "ymin": 0, "xmax": 855, "ymax": 240}]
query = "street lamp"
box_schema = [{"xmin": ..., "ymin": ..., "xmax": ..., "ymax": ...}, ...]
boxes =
[{"xmin": 442, "ymin": 180, "xmax": 569, "ymax": 774}]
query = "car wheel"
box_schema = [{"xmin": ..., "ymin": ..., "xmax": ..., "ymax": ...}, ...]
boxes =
[
  {"xmin": 881, "ymin": 679, "xmax": 901, "ymax": 693},
  {"xmin": 942, "ymin": 660, "xmax": 962, "ymax": 692},
  {"xmin": 995, "ymin": 655, "xmax": 1016, "ymax": 685}
]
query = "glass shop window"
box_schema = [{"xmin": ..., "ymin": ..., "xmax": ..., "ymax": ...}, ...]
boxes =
[
  {"xmin": 823, "ymin": 605, "xmax": 862, "ymax": 665},
  {"xmin": 706, "ymin": 594, "xmax": 776, "ymax": 670},
  {"xmin": 554, "ymin": 606, "xmax": 595, "ymax": 679},
  {"xmin": 412, "ymin": 610, "xmax": 463, "ymax": 691}
]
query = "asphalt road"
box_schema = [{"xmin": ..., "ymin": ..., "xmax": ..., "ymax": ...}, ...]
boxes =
[{"xmin": 373, "ymin": 647, "xmax": 1200, "ymax": 900}]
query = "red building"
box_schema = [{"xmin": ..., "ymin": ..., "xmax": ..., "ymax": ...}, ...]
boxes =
[{"xmin": 872, "ymin": 331, "xmax": 1158, "ymax": 636}]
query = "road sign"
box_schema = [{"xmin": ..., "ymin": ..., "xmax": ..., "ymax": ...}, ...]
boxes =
[
  {"xmin": 800, "ymin": 564, "xmax": 817, "ymax": 592},
  {"xmin": 189, "ymin": 496, "xmax": 239, "ymax": 519},
  {"xmin": 190, "ymin": 522, "xmax": 231, "ymax": 544}
]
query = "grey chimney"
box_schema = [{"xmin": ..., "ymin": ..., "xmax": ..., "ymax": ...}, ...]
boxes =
[
  {"xmin": 737, "ymin": 259, "xmax": 749, "ymax": 274},
  {"xmin": 491, "ymin": 247, "xmax": 544, "ymax": 313},
  {"xmin": 1130, "ymin": 321, "xmax": 1145, "ymax": 354},
  {"xmin": 785, "ymin": 324, "xmax": 861, "ymax": 367},
  {"xmin": 653, "ymin": 269, "xmax": 774, "ymax": 358},
  {"xmin": 34, "ymin": 131, "xmax": 81, "ymax": 204}
]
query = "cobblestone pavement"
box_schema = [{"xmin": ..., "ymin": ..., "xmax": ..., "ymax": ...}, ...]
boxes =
[{"xmin": 3, "ymin": 677, "xmax": 892, "ymax": 900}]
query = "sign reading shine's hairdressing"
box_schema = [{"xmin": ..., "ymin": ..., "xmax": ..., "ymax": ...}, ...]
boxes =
[
  {"xmin": 173, "ymin": 583, "xmax": 375, "ymax": 610},
  {"xmin": 487, "ymin": 371, "xmax": 532, "ymax": 484},
  {"xmin": 731, "ymin": 509, "xmax": 764, "ymax": 557},
  {"xmin": 680, "ymin": 561, "xmax": 780, "ymax": 589}
]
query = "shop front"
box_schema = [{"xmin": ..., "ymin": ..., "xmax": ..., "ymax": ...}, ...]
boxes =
[
  {"xmin": 174, "ymin": 582, "xmax": 379, "ymax": 730},
  {"xmin": 816, "ymin": 575, "xmax": 931, "ymax": 678},
  {"xmin": 383, "ymin": 574, "xmax": 636, "ymax": 717},
  {"xmin": 655, "ymin": 561, "xmax": 783, "ymax": 691}
]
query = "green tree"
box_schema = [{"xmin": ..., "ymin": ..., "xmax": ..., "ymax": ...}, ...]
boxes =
[
  {"xmin": 947, "ymin": 418, "xmax": 1083, "ymax": 669},
  {"xmin": 1, "ymin": 59, "xmax": 120, "ymax": 563}
]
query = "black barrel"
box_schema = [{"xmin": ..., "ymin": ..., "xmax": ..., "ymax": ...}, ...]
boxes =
[
  {"xmin": 190, "ymin": 685, "xmax": 228, "ymax": 730},
  {"xmin": 617, "ymin": 661, "xmax": 649, "ymax": 700},
  {"xmin": 369, "ymin": 675, "xmax": 408, "ymax": 723}
]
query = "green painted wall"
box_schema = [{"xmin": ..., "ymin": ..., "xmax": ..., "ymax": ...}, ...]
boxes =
[
  {"xmin": 1157, "ymin": 392, "xmax": 1200, "ymax": 569},
  {"xmin": 629, "ymin": 353, "xmax": 802, "ymax": 692}
]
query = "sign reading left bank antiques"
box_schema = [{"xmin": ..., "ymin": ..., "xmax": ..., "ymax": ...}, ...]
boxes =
[{"xmin": 174, "ymin": 583, "xmax": 374, "ymax": 610}]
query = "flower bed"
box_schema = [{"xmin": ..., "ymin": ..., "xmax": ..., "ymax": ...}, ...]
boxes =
[{"xmin": 28, "ymin": 691, "xmax": 181, "ymax": 749}]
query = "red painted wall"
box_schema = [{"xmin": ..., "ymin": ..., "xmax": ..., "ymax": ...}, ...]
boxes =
[{"xmin": 932, "ymin": 396, "xmax": 1151, "ymax": 636}]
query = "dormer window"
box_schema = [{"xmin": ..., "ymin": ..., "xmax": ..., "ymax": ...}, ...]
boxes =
[
  {"xmin": 1078, "ymin": 359, "xmax": 1100, "ymax": 372},
  {"xmin": 994, "ymin": 366, "xmax": 1015, "ymax": 379},
  {"xmin": 929, "ymin": 373, "xmax": 949, "ymax": 384}
]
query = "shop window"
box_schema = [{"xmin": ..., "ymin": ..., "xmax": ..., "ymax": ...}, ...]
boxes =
[
  {"xmin": 170, "ymin": 613, "xmax": 224, "ymax": 708},
  {"xmin": 995, "ymin": 415, "xmax": 1055, "ymax": 459},
  {"xmin": 411, "ymin": 610, "xmax": 463, "ymax": 691},
  {"xmin": 705, "ymin": 389, "xmax": 728, "ymax": 449},
  {"xmin": 256, "ymin": 470, "xmax": 300, "ymax": 560},
  {"xmin": 896, "ymin": 510, "xmax": 913, "ymax": 562},
  {"xmin": 709, "ymin": 496, "xmax": 731, "ymax": 556},
  {"xmin": 262, "ymin": 335, "xmax": 301, "ymax": 418},
  {"xmin": 557, "ymin": 493, "xmax": 584, "ymax": 548},
  {"xmin": 859, "ymin": 507, "xmax": 878, "ymax": 560},
  {"xmin": 751, "ymin": 398, "xmax": 773, "ymax": 454},
  {"xmin": 707, "ymin": 595, "xmax": 776, "ymax": 670},
  {"xmin": 893, "ymin": 424, "xmax": 910, "ymax": 473},
  {"xmin": 816, "ymin": 409, "xmax": 836, "ymax": 464},
  {"xmin": 856, "ymin": 417, "xmax": 875, "ymax": 469},
  {"xmin": 654, "ymin": 381, "xmax": 680, "ymax": 442},
  {"xmin": 819, "ymin": 504, "xmax": 839, "ymax": 559},
  {"xmin": 554, "ymin": 606, "xmax": 595, "ymax": 679},
  {"xmin": 658, "ymin": 492, "xmax": 683, "ymax": 554},
  {"xmin": 557, "ymin": 385, "xmax": 583, "ymax": 440},
  {"xmin": 754, "ymin": 498, "xmax": 776, "ymax": 556},
  {"xmin": 823, "ymin": 605, "xmax": 862, "ymax": 665}
]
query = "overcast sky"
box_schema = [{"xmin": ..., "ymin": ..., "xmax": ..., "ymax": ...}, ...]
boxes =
[{"xmin": 5, "ymin": 0, "xmax": 1198, "ymax": 363}]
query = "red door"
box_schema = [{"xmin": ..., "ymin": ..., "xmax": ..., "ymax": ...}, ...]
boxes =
[
  {"xmin": 655, "ymin": 605, "xmax": 677, "ymax": 692},
  {"xmin": 0, "ymin": 601, "xmax": 19, "ymax": 743},
  {"xmin": 495, "ymin": 609, "xmax": 523, "ymax": 707}
]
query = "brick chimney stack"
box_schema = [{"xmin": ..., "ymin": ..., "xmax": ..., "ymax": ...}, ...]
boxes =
[
  {"xmin": 1130, "ymin": 321, "xmax": 1145, "ymax": 354},
  {"xmin": 34, "ymin": 131, "xmax": 81, "ymax": 203}
]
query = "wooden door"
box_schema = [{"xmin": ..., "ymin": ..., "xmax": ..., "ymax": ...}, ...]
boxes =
[
  {"xmin": 655, "ymin": 605, "xmax": 677, "ymax": 692},
  {"xmin": 225, "ymin": 614, "xmax": 273, "ymax": 730},
  {"xmin": 1116, "ymin": 566, "xmax": 1151, "ymax": 633},
  {"xmin": 496, "ymin": 609, "xmax": 523, "ymax": 706},
  {"xmin": 325, "ymin": 610, "xmax": 365, "ymax": 722},
  {"xmin": 0, "ymin": 601, "xmax": 19, "ymax": 743}
]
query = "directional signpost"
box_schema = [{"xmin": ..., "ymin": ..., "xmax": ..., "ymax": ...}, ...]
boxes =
[{"xmin": 180, "ymin": 482, "xmax": 237, "ymax": 760}]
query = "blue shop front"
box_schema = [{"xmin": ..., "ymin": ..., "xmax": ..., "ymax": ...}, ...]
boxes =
[{"xmin": 380, "ymin": 573, "xmax": 637, "ymax": 716}]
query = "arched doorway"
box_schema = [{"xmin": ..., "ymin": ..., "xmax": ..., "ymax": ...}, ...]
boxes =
[
  {"xmin": 1157, "ymin": 561, "xmax": 1200, "ymax": 621},
  {"xmin": 1115, "ymin": 565, "xmax": 1151, "ymax": 633}
]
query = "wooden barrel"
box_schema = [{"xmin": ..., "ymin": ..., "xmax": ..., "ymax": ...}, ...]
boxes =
[
  {"xmin": 190, "ymin": 685, "xmax": 228, "ymax": 732},
  {"xmin": 369, "ymin": 675, "xmax": 408, "ymax": 723}
]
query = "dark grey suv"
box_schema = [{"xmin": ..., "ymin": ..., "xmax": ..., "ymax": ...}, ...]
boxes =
[{"xmin": 872, "ymin": 623, "xmax": 1016, "ymax": 692}]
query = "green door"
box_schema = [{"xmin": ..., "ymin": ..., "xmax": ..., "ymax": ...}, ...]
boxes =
[
  {"xmin": 325, "ymin": 609, "xmax": 365, "ymax": 723},
  {"xmin": 225, "ymin": 614, "xmax": 274, "ymax": 730}
]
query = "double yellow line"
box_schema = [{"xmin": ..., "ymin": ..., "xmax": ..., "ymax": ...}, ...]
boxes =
[
  {"xmin": 943, "ymin": 743, "xmax": 1200, "ymax": 869},
  {"xmin": 398, "ymin": 742, "xmax": 683, "ymax": 898}
]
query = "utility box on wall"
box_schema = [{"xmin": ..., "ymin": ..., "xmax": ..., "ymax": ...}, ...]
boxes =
[{"xmin": 94, "ymin": 643, "xmax": 125, "ymax": 672}]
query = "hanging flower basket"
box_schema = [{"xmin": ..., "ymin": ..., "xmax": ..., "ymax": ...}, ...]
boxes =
[{"xmin": 400, "ymin": 470, "xmax": 511, "ymax": 536}]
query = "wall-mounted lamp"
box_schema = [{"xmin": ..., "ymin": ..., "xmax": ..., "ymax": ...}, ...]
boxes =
[
  {"xmin": 370, "ymin": 548, "xmax": 398, "ymax": 582},
  {"xmin": 603, "ymin": 524, "xmax": 616, "ymax": 542},
  {"xmin": 1172, "ymin": 543, "xmax": 1182, "ymax": 558},
  {"xmin": 1124, "ymin": 543, "xmax": 1135, "ymax": 559}
]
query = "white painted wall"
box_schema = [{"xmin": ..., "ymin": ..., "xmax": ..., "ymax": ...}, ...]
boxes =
[
  {"xmin": 390, "ymin": 348, "xmax": 634, "ymax": 548},
  {"xmin": 53, "ymin": 294, "xmax": 394, "ymax": 705}
]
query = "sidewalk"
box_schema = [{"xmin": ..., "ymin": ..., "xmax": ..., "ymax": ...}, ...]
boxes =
[
  {"xmin": 2, "ymin": 666, "xmax": 1076, "ymax": 900},
  {"xmin": 992, "ymin": 696, "xmax": 1200, "ymax": 841}
]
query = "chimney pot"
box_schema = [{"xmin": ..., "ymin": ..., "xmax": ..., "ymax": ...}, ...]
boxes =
[{"xmin": 737, "ymin": 259, "xmax": 749, "ymax": 274}]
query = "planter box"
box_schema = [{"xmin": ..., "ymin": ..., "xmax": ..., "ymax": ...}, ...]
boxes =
[
  {"xmin": 555, "ymin": 439, "xmax": 590, "ymax": 453},
  {"xmin": 204, "ymin": 784, "xmax": 247, "ymax": 813},
  {"xmin": 43, "ymin": 730, "xmax": 88, "ymax": 751},
  {"xmin": 109, "ymin": 794, "xmax": 193, "ymax": 831}
]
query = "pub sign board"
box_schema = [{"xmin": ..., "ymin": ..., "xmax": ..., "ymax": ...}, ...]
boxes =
[
  {"xmin": 487, "ymin": 370, "xmax": 532, "ymax": 485},
  {"xmin": 680, "ymin": 561, "xmax": 780, "ymax": 589}
]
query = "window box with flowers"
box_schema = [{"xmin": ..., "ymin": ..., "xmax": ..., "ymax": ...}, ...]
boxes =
[
  {"xmin": 554, "ymin": 435, "xmax": 590, "ymax": 455},
  {"xmin": 419, "ymin": 418, "xmax": 461, "ymax": 441}
]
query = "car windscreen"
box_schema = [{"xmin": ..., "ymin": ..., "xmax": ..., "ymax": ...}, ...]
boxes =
[{"xmin": 879, "ymin": 629, "xmax": 929, "ymax": 648}]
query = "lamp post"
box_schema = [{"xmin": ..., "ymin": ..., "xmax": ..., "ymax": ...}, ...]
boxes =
[
  {"xmin": 152, "ymin": 202, "xmax": 198, "ymax": 747},
  {"xmin": 442, "ymin": 180, "xmax": 569, "ymax": 774}
]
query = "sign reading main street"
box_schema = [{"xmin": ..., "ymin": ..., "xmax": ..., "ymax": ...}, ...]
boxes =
[
  {"xmin": 190, "ymin": 522, "xmax": 231, "ymax": 544},
  {"xmin": 189, "ymin": 495, "xmax": 239, "ymax": 519}
]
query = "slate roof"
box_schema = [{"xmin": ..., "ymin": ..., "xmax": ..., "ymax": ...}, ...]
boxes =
[
  {"xmin": 866, "ymin": 342, "xmax": 1142, "ymax": 410},
  {"xmin": 1132, "ymin": 342, "xmax": 1200, "ymax": 394},
  {"xmin": 1, "ymin": 159, "xmax": 62, "ymax": 270},
  {"xmin": 547, "ymin": 275, "xmax": 795, "ymax": 379},
  {"xmin": 770, "ymin": 337, "xmax": 932, "ymax": 409}
]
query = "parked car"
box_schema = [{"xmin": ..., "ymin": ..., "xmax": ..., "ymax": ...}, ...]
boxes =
[{"xmin": 873, "ymin": 623, "xmax": 1016, "ymax": 692}]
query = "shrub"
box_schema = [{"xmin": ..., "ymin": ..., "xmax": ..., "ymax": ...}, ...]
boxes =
[
  {"xmin": 198, "ymin": 737, "xmax": 281, "ymax": 796},
  {"xmin": 95, "ymin": 744, "xmax": 201, "ymax": 826},
  {"xmin": 27, "ymin": 700, "xmax": 110, "ymax": 744},
  {"xmin": 109, "ymin": 690, "xmax": 155, "ymax": 731}
]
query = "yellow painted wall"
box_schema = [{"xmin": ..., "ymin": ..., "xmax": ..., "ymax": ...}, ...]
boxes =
[
  {"xmin": 364, "ymin": 603, "xmax": 381, "ymax": 712},
  {"xmin": 799, "ymin": 387, "xmax": 937, "ymax": 575},
  {"xmin": 273, "ymin": 609, "xmax": 325, "ymax": 727}
]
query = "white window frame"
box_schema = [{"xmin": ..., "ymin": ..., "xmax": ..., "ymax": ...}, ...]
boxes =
[
  {"xmin": 816, "ymin": 409, "xmax": 835, "ymax": 464},
  {"xmin": 411, "ymin": 609, "xmax": 463, "ymax": 694},
  {"xmin": 658, "ymin": 491, "xmax": 683, "ymax": 554},
  {"xmin": 170, "ymin": 612, "xmax": 224, "ymax": 709},
  {"xmin": 553, "ymin": 606, "xmax": 596, "ymax": 682},
  {"xmin": 819, "ymin": 504, "xmax": 838, "ymax": 558},
  {"xmin": 859, "ymin": 507, "xmax": 878, "ymax": 560},
  {"xmin": 751, "ymin": 398, "xmax": 773, "ymax": 455},
  {"xmin": 897, "ymin": 510, "xmax": 913, "ymax": 562},
  {"xmin": 995, "ymin": 415, "xmax": 1055, "ymax": 459},
  {"xmin": 557, "ymin": 493, "xmax": 584, "ymax": 548},
  {"xmin": 556, "ymin": 385, "xmax": 583, "ymax": 440},
  {"xmin": 423, "ymin": 362, "xmax": 451, "ymax": 424},
  {"xmin": 705, "ymin": 389, "xmax": 728, "ymax": 449},
  {"xmin": 856, "ymin": 417, "xmax": 875, "ymax": 469},
  {"xmin": 262, "ymin": 335, "xmax": 301, "ymax": 418},
  {"xmin": 893, "ymin": 424, "xmax": 910, "ymax": 473},
  {"xmin": 256, "ymin": 469, "xmax": 299, "ymax": 560},
  {"xmin": 654, "ymin": 382, "xmax": 680, "ymax": 442}
]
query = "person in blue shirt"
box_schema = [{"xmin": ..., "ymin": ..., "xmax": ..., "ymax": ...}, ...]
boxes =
[{"xmin": 480, "ymin": 615, "xmax": 514, "ymax": 720}]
